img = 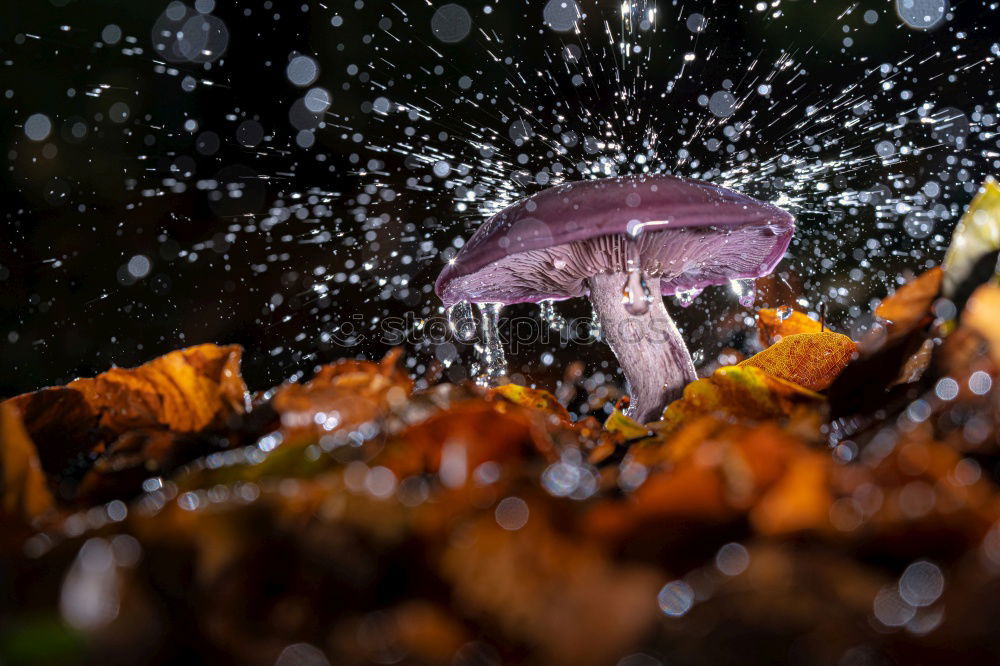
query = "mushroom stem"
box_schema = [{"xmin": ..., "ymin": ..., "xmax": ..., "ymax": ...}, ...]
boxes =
[{"xmin": 587, "ymin": 272, "xmax": 697, "ymax": 423}]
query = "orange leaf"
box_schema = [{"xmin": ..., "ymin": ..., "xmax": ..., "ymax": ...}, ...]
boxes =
[
  {"xmin": 440, "ymin": 507, "xmax": 662, "ymax": 665},
  {"xmin": 757, "ymin": 308, "xmax": 822, "ymax": 347},
  {"xmin": 67, "ymin": 344, "xmax": 247, "ymax": 433},
  {"xmin": 5, "ymin": 344, "xmax": 247, "ymax": 482},
  {"xmin": 274, "ymin": 349, "xmax": 413, "ymax": 444},
  {"xmin": 750, "ymin": 453, "xmax": 832, "ymax": 535},
  {"xmin": 0, "ymin": 402, "xmax": 56, "ymax": 522},
  {"xmin": 380, "ymin": 401, "xmax": 555, "ymax": 483},
  {"xmin": 875, "ymin": 267, "xmax": 943, "ymax": 333},
  {"xmin": 739, "ymin": 331, "xmax": 856, "ymax": 391},
  {"xmin": 962, "ymin": 284, "xmax": 1000, "ymax": 367},
  {"xmin": 660, "ymin": 365, "xmax": 824, "ymax": 433}
]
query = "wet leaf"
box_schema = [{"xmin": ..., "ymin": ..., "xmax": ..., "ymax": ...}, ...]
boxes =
[
  {"xmin": 739, "ymin": 331, "xmax": 856, "ymax": 391},
  {"xmin": 380, "ymin": 400, "xmax": 555, "ymax": 483},
  {"xmin": 588, "ymin": 420, "xmax": 820, "ymax": 540},
  {"xmin": 440, "ymin": 505, "xmax": 662, "ymax": 666},
  {"xmin": 750, "ymin": 453, "xmax": 832, "ymax": 536},
  {"xmin": 273, "ymin": 348, "xmax": 412, "ymax": 445},
  {"xmin": 661, "ymin": 365, "xmax": 824, "ymax": 433},
  {"xmin": 756, "ymin": 308, "xmax": 822, "ymax": 347},
  {"xmin": 942, "ymin": 177, "xmax": 1000, "ymax": 302},
  {"xmin": 0, "ymin": 402, "xmax": 56, "ymax": 522},
  {"xmin": 874, "ymin": 267, "xmax": 942, "ymax": 334},
  {"xmin": 492, "ymin": 384, "xmax": 571, "ymax": 423},
  {"xmin": 67, "ymin": 343, "xmax": 247, "ymax": 433},
  {"xmin": 3, "ymin": 344, "xmax": 247, "ymax": 502},
  {"xmin": 962, "ymin": 284, "xmax": 1000, "ymax": 367},
  {"xmin": 603, "ymin": 408, "xmax": 650, "ymax": 440}
]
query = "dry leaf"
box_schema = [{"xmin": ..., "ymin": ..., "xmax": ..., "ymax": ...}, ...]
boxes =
[
  {"xmin": 69, "ymin": 344, "xmax": 247, "ymax": 433},
  {"xmin": 0, "ymin": 402, "xmax": 56, "ymax": 522},
  {"xmin": 757, "ymin": 308, "xmax": 822, "ymax": 347},
  {"xmin": 4, "ymin": 344, "xmax": 247, "ymax": 496},
  {"xmin": 875, "ymin": 267, "xmax": 943, "ymax": 333},
  {"xmin": 739, "ymin": 331, "xmax": 856, "ymax": 391},
  {"xmin": 963, "ymin": 284, "xmax": 1000, "ymax": 367},
  {"xmin": 661, "ymin": 365, "xmax": 824, "ymax": 432}
]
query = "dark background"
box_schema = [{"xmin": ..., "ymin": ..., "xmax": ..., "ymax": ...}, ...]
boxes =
[{"xmin": 1, "ymin": 0, "xmax": 995, "ymax": 400}]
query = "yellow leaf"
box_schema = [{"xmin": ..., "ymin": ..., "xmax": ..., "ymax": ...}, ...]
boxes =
[
  {"xmin": 603, "ymin": 409, "xmax": 650, "ymax": 440},
  {"xmin": 661, "ymin": 365, "xmax": 823, "ymax": 432},
  {"xmin": 942, "ymin": 177, "xmax": 1000, "ymax": 298},
  {"xmin": 739, "ymin": 331, "xmax": 856, "ymax": 391},
  {"xmin": 492, "ymin": 384, "xmax": 570, "ymax": 422}
]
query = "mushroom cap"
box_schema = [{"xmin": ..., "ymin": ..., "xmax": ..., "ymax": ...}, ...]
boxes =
[{"xmin": 435, "ymin": 174, "xmax": 795, "ymax": 306}]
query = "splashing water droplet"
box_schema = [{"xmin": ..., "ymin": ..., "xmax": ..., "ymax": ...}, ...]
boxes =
[
  {"xmin": 539, "ymin": 299, "xmax": 566, "ymax": 331},
  {"xmin": 622, "ymin": 269, "xmax": 652, "ymax": 315},
  {"xmin": 447, "ymin": 300, "xmax": 477, "ymax": 341},
  {"xmin": 776, "ymin": 305, "xmax": 793, "ymax": 321},
  {"xmin": 674, "ymin": 286, "xmax": 704, "ymax": 308},
  {"xmin": 473, "ymin": 302, "xmax": 507, "ymax": 386},
  {"xmin": 730, "ymin": 278, "xmax": 757, "ymax": 308}
]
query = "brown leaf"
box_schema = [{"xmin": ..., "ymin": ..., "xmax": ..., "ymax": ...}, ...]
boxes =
[
  {"xmin": 440, "ymin": 505, "xmax": 662, "ymax": 666},
  {"xmin": 874, "ymin": 267, "xmax": 943, "ymax": 334},
  {"xmin": 0, "ymin": 402, "xmax": 56, "ymax": 522},
  {"xmin": 273, "ymin": 348, "xmax": 412, "ymax": 445},
  {"xmin": 3, "ymin": 344, "xmax": 247, "ymax": 497},
  {"xmin": 962, "ymin": 284, "xmax": 1000, "ymax": 367},
  {"xmin": 739, "ymin": 331, "xmax": 856, "ymax": 391},
  {"xmin": 587, "ymin": 420, "xmax": 819, "ymax": 539},
  {"xmin": 750, "ymin": 453, "xmax": 832, "ymax": 536},
  {"xmin": 756, "ymin": 308, "xmax": 823, "ymax": 347},
  {"xmin": 69, "ymin": 344, "xmax": 247, "ymax": 433},
  {"xmin": 660, "ymin": 365, "xmax": 824, "ymax": 433},
  {"xmin": 380, "ymin": 400, "xmax": 555, "ymax": 483}
]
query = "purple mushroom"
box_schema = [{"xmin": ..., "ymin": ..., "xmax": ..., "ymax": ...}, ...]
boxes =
[{"xmin": 436, "ymin": 174, "xmax": 795, "ymax": 423}]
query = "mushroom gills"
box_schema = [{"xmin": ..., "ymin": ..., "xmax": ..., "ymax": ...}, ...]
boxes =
[{"xmin": 588, "ymin": 272, "xmax": 697, "ymax": 423}]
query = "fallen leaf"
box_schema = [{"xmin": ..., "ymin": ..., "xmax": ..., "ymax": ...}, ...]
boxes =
[
  {"xmin": 491, "ymin": 384, "xmax": 570, "ymax": 423},
  {"xmin": 4, "ymin": 344, "xmax": 247, "ymax": 494},
  {"xmin": 739, "ymin": 331, "xmax": 856, "ymax": 391},
  {"xmin": 874, "ymin": 267, "xmax": 943, "ymax": 334},
  {"xmin": 750, "ymin": 453, "xmax": 832, "ymax": 535},
  {"xmin": 942, "ymin": 177, "xmax": 1000, "ymax": 302},
  {"xmin": 69, "ymin": 344, "xmax": 247, "ymax": 433},
  {"xmin": 962, "ymin": 284, "xmax": 1000, "ymax": 367},
  {"xmin": 587, "ymin": 420, "xmax": 816, "ymax": 539},
  {"xmin": 273, "ymin": 348, "xmax": 412, "ymax": 445},
  {"xmin": 379, "ymin": 400, "xmax": 555, "ymax": 483},
  {"xmin": 661, "ymin": 365, "xmax": 824, "ymax": 433},
  {"xmin": 0, "ymin": 402, "xmax": 56, "ymax": 522},
  {"xmin": 440, "ymin": 504, "xmax": 662, "ymax": 666},
  {"xmin": 757, "ymin": 308, "xmax": 823, "ymax": 347},
  {"xmin": 603, "ymin": 408, "xmax": 650, "ymax": 440}
]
